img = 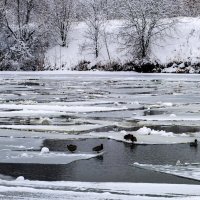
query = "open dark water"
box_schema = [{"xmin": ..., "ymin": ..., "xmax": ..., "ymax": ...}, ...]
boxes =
[{"xmin": 0, "ymin": 138, "xmax": 199, "ymax": 184}]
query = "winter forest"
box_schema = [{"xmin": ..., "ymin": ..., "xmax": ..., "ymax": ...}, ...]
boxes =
[{"xmin": 0, "ymin": 0, "xmax": 200, "ymax": 72}]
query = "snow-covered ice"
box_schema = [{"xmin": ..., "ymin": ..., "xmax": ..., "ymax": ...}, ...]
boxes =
[
  {"xmin": 0, "ymin": 180, "xmax": 199, "ymax": 200},
  {"xmin": 133, "ymin": 162, "xmax": 200, "ymax": 182},
  {"xmin": 0, "ymin": 149, "xmax": 104, "ymax": 165}
]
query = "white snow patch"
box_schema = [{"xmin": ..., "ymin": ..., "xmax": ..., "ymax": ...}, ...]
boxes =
[
  {"xmin": 136, "ymin": 127, "xmax": 174, "ymax": 137},
  {"xmin": 15, "ymin": 176, "xmax": 25, "ymax": 181},
  {"xmin": 40, "ymin": 147, "xmax": 49, "ymax": 154},
  {"xmin": 170, "ymin": 114, "xmax": 177, "ymax": 118},
  {"xmin": 0, "ymin": 180, "xmax": 199, "ymax": 200},
  {"xmin": 162, "ymin": 102, "xmax": 173, "ymax": 107}
]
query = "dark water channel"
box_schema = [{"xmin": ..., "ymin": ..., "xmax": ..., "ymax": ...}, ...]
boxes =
[{"xmin": 0, "ymin": 139, "xmax": 199, "ymax": 184}]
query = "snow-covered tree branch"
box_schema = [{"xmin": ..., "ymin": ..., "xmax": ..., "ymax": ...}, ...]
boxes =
[{"xmin": 118, "ymin": 0, "xmax": 178, "ymax": 60}]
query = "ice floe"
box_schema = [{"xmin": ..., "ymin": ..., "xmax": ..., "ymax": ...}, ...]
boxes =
[
  {"xmin": 0, "ymin": 124, "xmax": 105, "ymax": 133},
  {"xmin": 0, "ymin": 180, "xmax": 199, "ymax": 200},
  {"xmin": 0, "ymin": 150, "xmax": 104, "ymax": 165},
  {"xmin": 133, "ymin": 162, "xmax": 200, "ymax": 181},
  {"xmin": 0, "ymin": 104, "xmax": 128, "ymax": 113},
  {"xmin": 86, "ymin": 129, "xmax": 194, "ymax": 145},
  {"xmin": 134, "ymin": 115, "xmax": 200, "ymax": 121},
  {"xmin": 0, "ymin": 136, "xmax": 43, "ymax": 151}
]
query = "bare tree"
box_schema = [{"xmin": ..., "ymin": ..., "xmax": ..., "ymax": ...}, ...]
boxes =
[
  {"xmin": 48, "ymin": 0, "xmax": 76, "ymax": 47},
  {"xmin": 79, "ymin": 0, "xmax": 106, "ymax": 59},
  {"xmin": 183, "ymin": 0, "xmax": 200, "ymax": 16},
  {"xmin": 118, "ymin": 0, "xmax": 178, "ymax": 60}
]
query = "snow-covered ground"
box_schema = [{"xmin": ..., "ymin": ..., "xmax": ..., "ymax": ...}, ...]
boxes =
[{"xmin": 45, "ymin": 18, "xmax": 200, "ymax": 70}]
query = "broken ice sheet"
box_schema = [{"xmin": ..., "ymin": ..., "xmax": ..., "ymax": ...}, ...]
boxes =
[
  {"xmin": 0, "ymin": 150, "xmax": 104, "ymax": 165},
  {"xmin": 0, "ymin": 124, "xmax": 105, "ymax": 133},
  {"xmin": 133, "ymin": 162, "xmax": 200, "ymax": 181},
  {"xmin": 0, "ymin": 137, "xmax": 43, "ymax": 151},
  {"xmin": 0, "ymin": 180, "xmax": 200, "ymax": 200},
  {"xmin": 133, "ymin": 114, "xmax": 200, "ymax": 121},
  {"xmin": 86, "ymin": 129, "xmax": 194, "ymax": 145},
  {"xmin": 0, "ymin": 104, "xmax": 128, "ymax": 113}
]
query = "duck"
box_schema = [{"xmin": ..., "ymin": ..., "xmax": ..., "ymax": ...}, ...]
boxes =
[
  {"xmin": 131, "ymin": 135, "xmax": 137, "ymax": 142},
  {"xmin": 93, "ymin": 144, "xmax": 103, "ymax": 153},
  {"xmin": 190, "ymin": 139, "xmax": 198, "ymax": 147},
  {"xmin": 124, "ymin": 134, "xmax": 137, "ymax": 143},
  {"xmin": 67, "ymin": 144, "xmax": 77, "ymax": 152}
]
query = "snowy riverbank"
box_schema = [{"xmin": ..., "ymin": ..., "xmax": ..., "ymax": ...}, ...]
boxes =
[{"xmin": 45, "ymin": 17, "xmax": 200, "ymax": 73}]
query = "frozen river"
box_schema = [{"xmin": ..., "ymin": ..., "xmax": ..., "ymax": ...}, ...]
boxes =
[{"xmin": 0, "ymin": 72, "xmax": 200, "ymax": 199}]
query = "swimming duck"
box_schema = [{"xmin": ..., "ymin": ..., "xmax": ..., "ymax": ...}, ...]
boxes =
[
  {"xmin": 67, "ymin": 144, "xmax": 77, "ymax": 152},
  {"xmin": 190, "ymin": 139, "xmax": 198, "ymax": 147},
  {"xmin": 124, "ymin": 134, "xmax": 137, "ymax": 143},
  {"xmin": 93, "ymin": 144, "xmax": 103, "ymax": 153}
]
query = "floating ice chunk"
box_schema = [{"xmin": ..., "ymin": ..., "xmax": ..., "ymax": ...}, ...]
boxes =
[
  {"xmin": 133, "ymin": 162, "xmax": 200, "ymax": 181},
  {"xmin": 17, "ymin": 100, "xmax": 37, "ymax": 105},
  {"xmin": 40, "ymin": 147, "xmax": 49, "ymax": 154},
  {"xmin": 0, "ymin": 104, "xmax": 128, "ymax": 113},
  {"xmin": 162, "ymin": 102, "xmax": 173, "ymax": 107},
  {"xmin": 120, "ymin": 130, "xmax": 127, "ymax": 135},
  {"xmin": 0, "ymin": 124, "xmax": 105, "ymax": 133},
  {"xmin": 15, "ymin": 176, "xmax": 25, "ymax": 181},
  {"xmin": 39, "ymin": 117, "xmax": 52, "ymax": 125},
  {"xmin": 21, "ymin": 153, "xmax": 28, "ymax": 158},
  {"xmin": 170, "ymin": 114, "xmax": 176, "ymax": 117}
]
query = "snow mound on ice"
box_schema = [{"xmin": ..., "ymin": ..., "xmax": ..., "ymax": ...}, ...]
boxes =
[
  {"xmin": 40, "ymin": 147, "xmax": 50, "ymax": 154},
  {"xmin": 170, "ymin": 114, "xmax": 177, "ymax": 118},
  {"xmin": 162, "ymin": 102, "xmax": 173, "ymax": 107},
  {"xmin": 136, "ymin": 127, "xmax": 174, "ymax": 137},
  {"xmin": 15, "ymin": 176, "xmax": 25, "ymax": 181}
]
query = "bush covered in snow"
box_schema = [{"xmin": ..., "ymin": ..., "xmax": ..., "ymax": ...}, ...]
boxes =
[{"xmin": 162, "ymin": 61, "xmax": 200, "ymax": 73}]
